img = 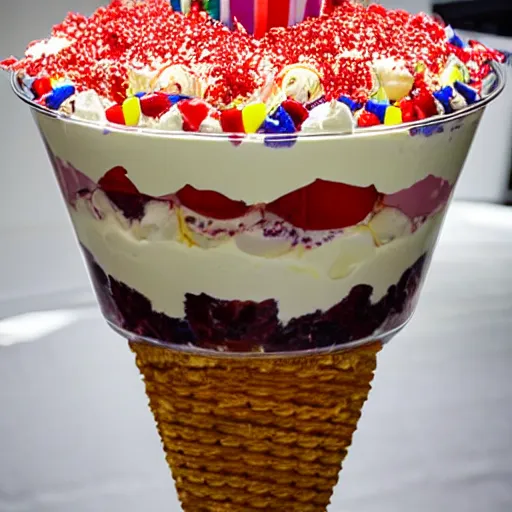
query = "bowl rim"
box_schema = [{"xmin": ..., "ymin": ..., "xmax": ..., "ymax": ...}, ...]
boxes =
[{"xmin": 10, "ymin": 62, "xmax": 506, "ymax": 141}]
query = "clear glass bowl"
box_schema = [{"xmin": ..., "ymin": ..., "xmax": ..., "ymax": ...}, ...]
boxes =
[{"xmin": 12, "ymin": 65, "xmax": 505, "ymax": 357}]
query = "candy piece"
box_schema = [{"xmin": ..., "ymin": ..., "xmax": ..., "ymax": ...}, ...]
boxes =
[
  {"xmin": 412, "ymin": 89, "xmax": 438, "ymax": 118},
  {"xmin": 74, "ymin": 90, "xmax": 106, "ymax": 122},
  {"xmin": 384, "ymin": 106, "xmax": 403, "ymax": 126},
  {"xmin": 453, "ymin": 81, "xmax": 480, "ymax": 104},
  {"xmin": 242, "ymin": 102, "xmax": 267, "ymax": 133},
  {"xmin": 365, "ymin": 100, "xmax": 389, "ymax": 123},
  {"xmin": 481, "ymin": 71, "xmax": 499, "ymax": 96},
  {"xmin": 134, "ymin": 92, "xmax": 146, "ymax": 98},
  {"xmin": 263, "ymin": 106, "xmax": 296, "ymax": 134},
  {"xmin": 177, "ymin": 98, "xmax": 210, "ymax": 132},
  {"xmin": 19, "ymin": 75, "xmax": 36, "ymax": 98},
  {"xmin": 373, "ymin": 57, "xmax": 414, "ymax": 102},
  {"xmin": 122, "ymin": 96, "xmax": 142, "ymax": 126},
  {"xmin": 32, "ymin": 77, "xmax": 53, "ymax": 98},
  {"xmin": 440, "ymin": 56, "xmax": 470, "ymax": 86},
  {"xmin": 45, "ymin": 85, "xmax": 75, "ymax": 110},
  {"xmin": 140, "ymin": 93, "xmax": 172, "ymax": 118},
  {"xmin": 281, "ymin": 99, "xmax": 309, "ymax": 129},
  {"xmin": 301, "ymin": 100, "xmax": 354, "ymax": 133},
  {"xmin": 306, "ymin": 95, "xmax": 327, "ymax": 111},
  {"xmin": 371, "ymin": 85, "xmax": 389, "ymax": 102},
  {"xmin": 169, "ymin": 94, "xmax": 192, "ymax": 105},
  {"xmin": 445, "ymin": 25, "xmax": 466, "ymax": 48},
  {"xmin": 106, "ymin": 104, "xmax": 126, "ymax": 125},
  {"xmin": 449, "ymin": 91, "xmax": 468, "ymax": 111},
  {"xmin": 263, "ymin": 106, "xmax": 296, "ymax": 148},
  {"xmin": 220, "ymin": 108, "xmax": 245, "ymax": 133},
  {"xmin": 357, "ymin": 111, "xmax": 381, "ymax": 127},
  {"xmin": 338, "ymin": 96, "xmax": 362, "ymax": 112},
  {"xmin": 399, "ymin": 99, "xmax": 417, "ymax": 123},
  {"xmin": 433, "ymin": 86, "xmax": 454, "ymax": 114}
]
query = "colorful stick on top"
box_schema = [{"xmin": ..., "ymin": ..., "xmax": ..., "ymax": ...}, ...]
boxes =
[{"xmin": 175, "ymin": 0, "xmax": 358, "ymax": 37}]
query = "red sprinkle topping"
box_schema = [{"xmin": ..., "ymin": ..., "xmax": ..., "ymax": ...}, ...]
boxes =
[{"xmin": 0, "ymin": 0, "xmax": 501, "ymax": 107}]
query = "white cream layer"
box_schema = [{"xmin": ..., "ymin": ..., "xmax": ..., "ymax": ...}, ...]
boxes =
[
  {"xmin": 36, "ymin": 110, "xmax": 482, "ymax": 202},
  {"xmin": 70, "ymin": 199, "xmax": 443, "ymax": 322}
]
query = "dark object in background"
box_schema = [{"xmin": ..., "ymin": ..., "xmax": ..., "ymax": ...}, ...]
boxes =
[
  {"xmin": 434, "ymin": 0, "xmax": 512, "ymax": 205},
  {"xmin": 432, "ymin": 0, "xmax": 512, "ymax": 37}
]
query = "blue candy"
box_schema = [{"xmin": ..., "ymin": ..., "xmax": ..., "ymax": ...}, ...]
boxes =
[
  {"xmin": 338, "ymin": 95, "xmax": 362, "ymax": 112},
  {"xmin": 433, "ymin": 86, "xmax": 454, "ymax": 114},
  {"xmin": 445, "ymin": 25, "xmax": 466, "ymax": 48},
  {"xmin": 45, "ymin": 85, "xmax": 75, "ymax": 110},
  {"xmin": 305, "ymin": 95, "xmax": 326, "ymax": 111},
  {"xmin": 263, "ymin": 106, "xmax": 297, "ymax": 148},
  {"xmin": 365, "ymin": 100, "xmax": 389, "ymax": 123},
  {"xmin": 454, "ymin": 81, "xmax": 480, "ymax": 104},
  {"xmin": 134, "ymin": 92, "xmax": 146, "ymax": 98},
  {"xmin": 168, "ymin": 94, "xmax": 191, "ymax": 104}
]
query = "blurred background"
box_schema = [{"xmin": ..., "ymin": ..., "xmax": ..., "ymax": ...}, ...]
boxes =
[{"xmin": 0, "ymin": 2, "xmax": 511, "ymax": 512}]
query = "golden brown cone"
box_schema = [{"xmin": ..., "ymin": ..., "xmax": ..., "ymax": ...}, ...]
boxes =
[{"xmin": 130, "ymin": 341, "xmax": 382, "ymax": 512}]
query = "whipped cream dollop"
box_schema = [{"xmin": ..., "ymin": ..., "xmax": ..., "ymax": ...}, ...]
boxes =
[
  {"xmin": 373, "ymin": 58, "xmax": 415, "ymax": 102},
  {"xmin": 301, "ymin": 100, "xmax": 355, "ymax": 134}
]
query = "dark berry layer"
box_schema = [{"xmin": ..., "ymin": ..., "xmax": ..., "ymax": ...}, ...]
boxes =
[{"xmin": 82, "ymin": 244, "xmax": 428, "ymax": 353}]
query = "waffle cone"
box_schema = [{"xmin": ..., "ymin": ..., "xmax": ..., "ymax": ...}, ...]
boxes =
[{"xmin": 130, "ymin": 341, "xmax": 382, "ymax": 512}]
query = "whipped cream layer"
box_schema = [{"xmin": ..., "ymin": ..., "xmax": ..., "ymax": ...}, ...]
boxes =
[
  {"xmin": 71, "ymin": 197, "xmax": 442, "ymax": 322},
  {"xmin": 36, "ymin": 110, "xmax": 482, "ymax": 201}
]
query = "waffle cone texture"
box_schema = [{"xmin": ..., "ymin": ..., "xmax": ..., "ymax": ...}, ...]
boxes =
[{"xmin": 130, "ymin": 341, "xmax": 382, "ymax": 512}]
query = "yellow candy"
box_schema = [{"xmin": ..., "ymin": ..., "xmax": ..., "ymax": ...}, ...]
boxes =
[
  {"xmin": 415, "ymin": 61, "xmax": 427, "ymax": 73},
  {"xmin": 441, "ymin": 57, "xmax": 470, "ymax": 86},
  {"xmin": 122, "ymin": 96, "xmax": 142, "ymax": 127},
  {"xmin": 242, "ymin": 102, "xmax": 267, "ymax": 134},
  {"xmin": 384, "ymin": 106, "xmax": 403, "ymax": 126},
  {"xmin": 371, "ymin": 85, "xmax": 389, "ymax": 102}
]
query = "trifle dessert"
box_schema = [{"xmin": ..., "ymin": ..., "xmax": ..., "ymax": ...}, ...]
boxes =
[{"xmin": 2, "ymin": 1, "xmax": 505, "ymax": 510}]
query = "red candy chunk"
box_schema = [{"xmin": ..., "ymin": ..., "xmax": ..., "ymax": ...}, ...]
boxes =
[
  {"xmin": 140, "ymin": 93, "xmax": 172, "ymax": 118},
  {"xmin": 177, "ymin": 98, "xmax": 210, "ymax": 132},
  {"xmin": 399, "ymin": 99, "xmax": 417, "ymax": 123},
  {"xmin": 98, "ymin": 166, "xmax": 139, "ymax": 195},
  {"xmin": 32, "ymin": 77, "xmax": 53, "ymax": 98},
  {"xmin": 105, "ymin": 105, "xmax": 126, "ymax": 125},
  {"xmin": 282, "ymin": 99, "xmax": 309, "ymax": 130},
  {"xmin": 412, "ymin": 89, "xmax": 438, "ymax": 118},
  {"xmin": 267, "ymin": 180, "xmax": 379, "ymax": 231},
  {"xmin": 220, "ymin": 108, "xmax": 245, "ymax": 133},
  {"xmin": 357, "ymin": 111, "xmax": 381, "ymax": 127},
  {"xmin": 176, "ymin": 185, "xmax": 250, "ymax": 220}
]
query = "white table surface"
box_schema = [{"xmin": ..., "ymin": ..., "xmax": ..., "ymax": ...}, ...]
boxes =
[{"xmin": 1, "ymin": 202, "xmax": 512, "ymax": 512}]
